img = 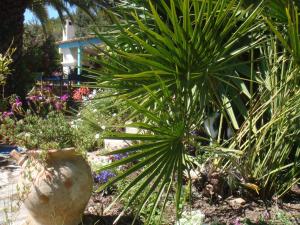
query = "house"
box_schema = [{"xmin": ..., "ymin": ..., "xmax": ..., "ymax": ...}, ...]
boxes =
[{"xmin": 57, "ymin": 19, "xmax": 102, "ymax": 78}]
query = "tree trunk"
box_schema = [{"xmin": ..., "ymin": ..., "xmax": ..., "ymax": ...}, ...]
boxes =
[{"xmin": 0, "ymin": 0, "xmax": 29, "ymax": 97}]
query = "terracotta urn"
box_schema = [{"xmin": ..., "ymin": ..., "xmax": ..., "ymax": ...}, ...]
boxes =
[{"xmin": 11, "ymin": 148, "xmax": 93, "ymax": 225}]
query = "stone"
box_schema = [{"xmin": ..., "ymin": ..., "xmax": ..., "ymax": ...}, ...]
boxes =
[
  {"xmin": 103, "ymin": 139, "xmax": 130, "ymax": 151},
  {"xmin": 228, "ymin": 198, "xmax": 246, "ymax": 208}
]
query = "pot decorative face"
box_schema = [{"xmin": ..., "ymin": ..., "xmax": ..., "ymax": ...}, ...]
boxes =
[{"xmin": 11, "ymin": 148, "xmax": 93, "ymax": 225}]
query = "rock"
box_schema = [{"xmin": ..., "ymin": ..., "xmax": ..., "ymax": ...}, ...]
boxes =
[
  {"xmin": 291, "ymin": 184, "xmax": 300, "ymax": 195},
  {"xmin": 87, "ymin": 152, "xmax": 112, "ymax": 168},
  {"xmin": 103, "ymin": 139, "xmax": 130, "ymax": 151},
  {"xmin": 203, "ymin": 184, "xmax": 214, "ymax": 197},
  {"xmin": 228, "ymin": 198, "xmax": 246, "ymax": 208},
  {"xmin": 125, "ymin": 127, "xmax": 139, "ymax": 134},
  {"xmin": 184, "ymin": 169, "xmax": 201, "ymax": 181}
]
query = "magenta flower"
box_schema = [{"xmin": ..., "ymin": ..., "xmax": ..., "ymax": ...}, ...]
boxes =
[
  {"xmin": 11, "ymin": 98, "xmax": 23, "ymax": 112},
  {"xmin": 60, "ymin": 94, "xmax": 69, "ymax": 101},
  {"xmin": 15, "ymin": 98, "xmax": 22, "ymax": 107}
]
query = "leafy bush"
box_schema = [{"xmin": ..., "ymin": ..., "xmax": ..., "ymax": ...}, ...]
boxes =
[
  {"xmin": 73, "ymin": 89, "xmax": 127, "ymax": 151},
  {"xmin": 1, "ymin": 112, "xmax": 74, "ymax": 149},
  {"xmin": 0, "ymin": 47, "xmax": 15, "ymax": 98}
]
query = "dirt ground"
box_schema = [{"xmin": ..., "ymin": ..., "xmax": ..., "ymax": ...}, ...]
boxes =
[{"xmin": 82, "ymin": 191, "xmax": 300, "ymax": 225}]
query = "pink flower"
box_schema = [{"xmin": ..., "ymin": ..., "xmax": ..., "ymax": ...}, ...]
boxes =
[
  {"xmin": 15, "ymin": 98, "xmax": 22, "ymax": 107},
  {"xmin": 263, "ymin": 211, "xmax": 271, "ymax": 220},
  {"xmin": 54, "ymin": 101, "xmax": 64, "ymax": 111},
  {"xmin": 60, "ymin": 94, "xmax": 69, "ymax": 102},
  {"xmin": 26, "ymin": 95, "xmax": 38, "ymax": 101},
  {"xmin": 11, "ymin": 98, "xmax": 22, "ymax": 112},
  {"xmin": 233, "ymin": 218, "xmax": 242, "ymax": 225}
]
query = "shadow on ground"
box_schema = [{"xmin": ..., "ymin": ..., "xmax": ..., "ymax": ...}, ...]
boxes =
[{"xmin": 80, "ymin": 214, "xmax": 142, "ymax": 225}]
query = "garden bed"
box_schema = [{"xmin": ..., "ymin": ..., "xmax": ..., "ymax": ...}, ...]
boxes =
[
  {"xmin": 83, "ymin": 189, "xmax": 300, "ymax": 225},
  {"xmin": 0, "ymin": 151, "xmax": 299, "ymax": 225}
]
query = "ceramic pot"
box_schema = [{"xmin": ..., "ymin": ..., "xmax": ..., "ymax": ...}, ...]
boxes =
[{"xmin": 11, "ymin": 148, "xmax": 93, "ymax": 225}]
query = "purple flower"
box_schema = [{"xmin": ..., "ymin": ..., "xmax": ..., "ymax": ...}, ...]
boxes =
[
  {"xmin": 2, "ymin": 111, "xmax": 13, "ymax": 118},
  {"xmin": 233, "ymin": 218, "xmax": 242, "ymax": 225},
  {"xmin": 113, "ymin": 153, "xmax": 128, "ymax": 161},
  {"xmin": 94, "ymin": 171, "xmax": 115, "ymax": 184},
  {"xmin": 60, "ymin": 94, "xmax": 69, "ymax": 102}
]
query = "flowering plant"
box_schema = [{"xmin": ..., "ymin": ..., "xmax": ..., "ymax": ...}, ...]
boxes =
[
  {"xmin": 26, "ymin": 86, "xmax": 68, "ymax": 115},
  {"xmin": 94, "ymin": 170, "xmax": 116, "ymax": 184},
  {"xmin": 72, "ymin": 87, "xmax": 91, "ymax": 101},
  {"xmin": 0, "ymin": 86, "xmax": 69, "ymax": 122}
]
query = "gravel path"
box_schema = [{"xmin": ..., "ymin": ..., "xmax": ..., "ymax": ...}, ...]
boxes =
[{"xmin": 0, "ymin": 163, "xmax": 28, "ymax": 225}]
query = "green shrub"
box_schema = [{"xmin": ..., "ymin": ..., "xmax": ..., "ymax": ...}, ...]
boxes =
[{"xmin": 73, "ymin": 90, "xmax": 127, "ymax": 151}]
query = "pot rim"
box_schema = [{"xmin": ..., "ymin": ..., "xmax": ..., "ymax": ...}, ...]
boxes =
[
  {"xmin": 26, "ymin": 147, "xmax": 82, "ymax": 160},
  {"xmin": 11, "ymin": 147, "xmax": 83, "ymax": 166},
  {"xmin": 26, "ymin": 147, "xmax": 76, "ymax": 155}
]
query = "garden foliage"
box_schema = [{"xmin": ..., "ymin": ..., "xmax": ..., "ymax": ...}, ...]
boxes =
[{"xmin": 86, "ymin": 0, "xmax": 300, "ymax": 223}]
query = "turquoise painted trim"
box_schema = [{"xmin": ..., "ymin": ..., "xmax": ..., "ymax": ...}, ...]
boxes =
[
  {"xmin": 58, "ymin": 37, "xmax": 101, "ymax": 49},
  {"xmin": 77, "ymin": 47, "xmax": 81, "ymax": 76}
]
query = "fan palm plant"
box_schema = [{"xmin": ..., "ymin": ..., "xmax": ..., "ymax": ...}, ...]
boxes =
[{"xmin": 88, "ymin": 0, "xmax": 264, "ymax": 223}]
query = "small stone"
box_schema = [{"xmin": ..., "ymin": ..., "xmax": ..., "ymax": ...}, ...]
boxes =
[
  {"xmin": 203, "ymin": 184, "xmax": 214, "ymax": 197},
  {"xmin": 291, "ymin": 184, "xmax": 300, "ymax": 195},
  {"xmin": 228, "ymin": 198, "xmax": 246, "ymax": 208}
]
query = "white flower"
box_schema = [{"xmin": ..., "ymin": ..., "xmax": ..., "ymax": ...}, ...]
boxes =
[
  {"xmin": 112, "ymin": 113, "xmax": 117, "ymax": 117},
  {"xmin": 101, "ymin": 125, "xmax": 106, "ymax": 130},
  {"xmin": 93, "ymin": 109, "xmax": 97, "ymax": 113},
  {"xmin": 175, "ymin": 210, "xmax": 205, "ymax": 225},
  {"xmin": 95, "ymin": 133, "xmax": 100, "ymax": 140}
]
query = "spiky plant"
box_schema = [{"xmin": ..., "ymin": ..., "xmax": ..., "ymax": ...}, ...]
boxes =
[{"xmin": 88, "ymin": 0, "xmax": 264, "ymax": 223}]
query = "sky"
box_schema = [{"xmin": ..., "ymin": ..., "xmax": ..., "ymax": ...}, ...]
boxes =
[
  {"xmin": 24, "ymin": 5, "xmax": 76, "ymax": 23},
  {"xmin": 24, "ymin": 6, "xmax": 59, "ymax": 23}
]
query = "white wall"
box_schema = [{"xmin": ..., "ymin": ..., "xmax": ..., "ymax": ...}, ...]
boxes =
[
  {"xmin": 61, "ymin": 48, "xmax": 77, "ymax": 75},
  {"xmin": 63, "ymin": 19, "xmax": 75, "ymax": 41},
  {"xmin": 60, "ymin": 19, "xmax": 77, "ymax": 76}
]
